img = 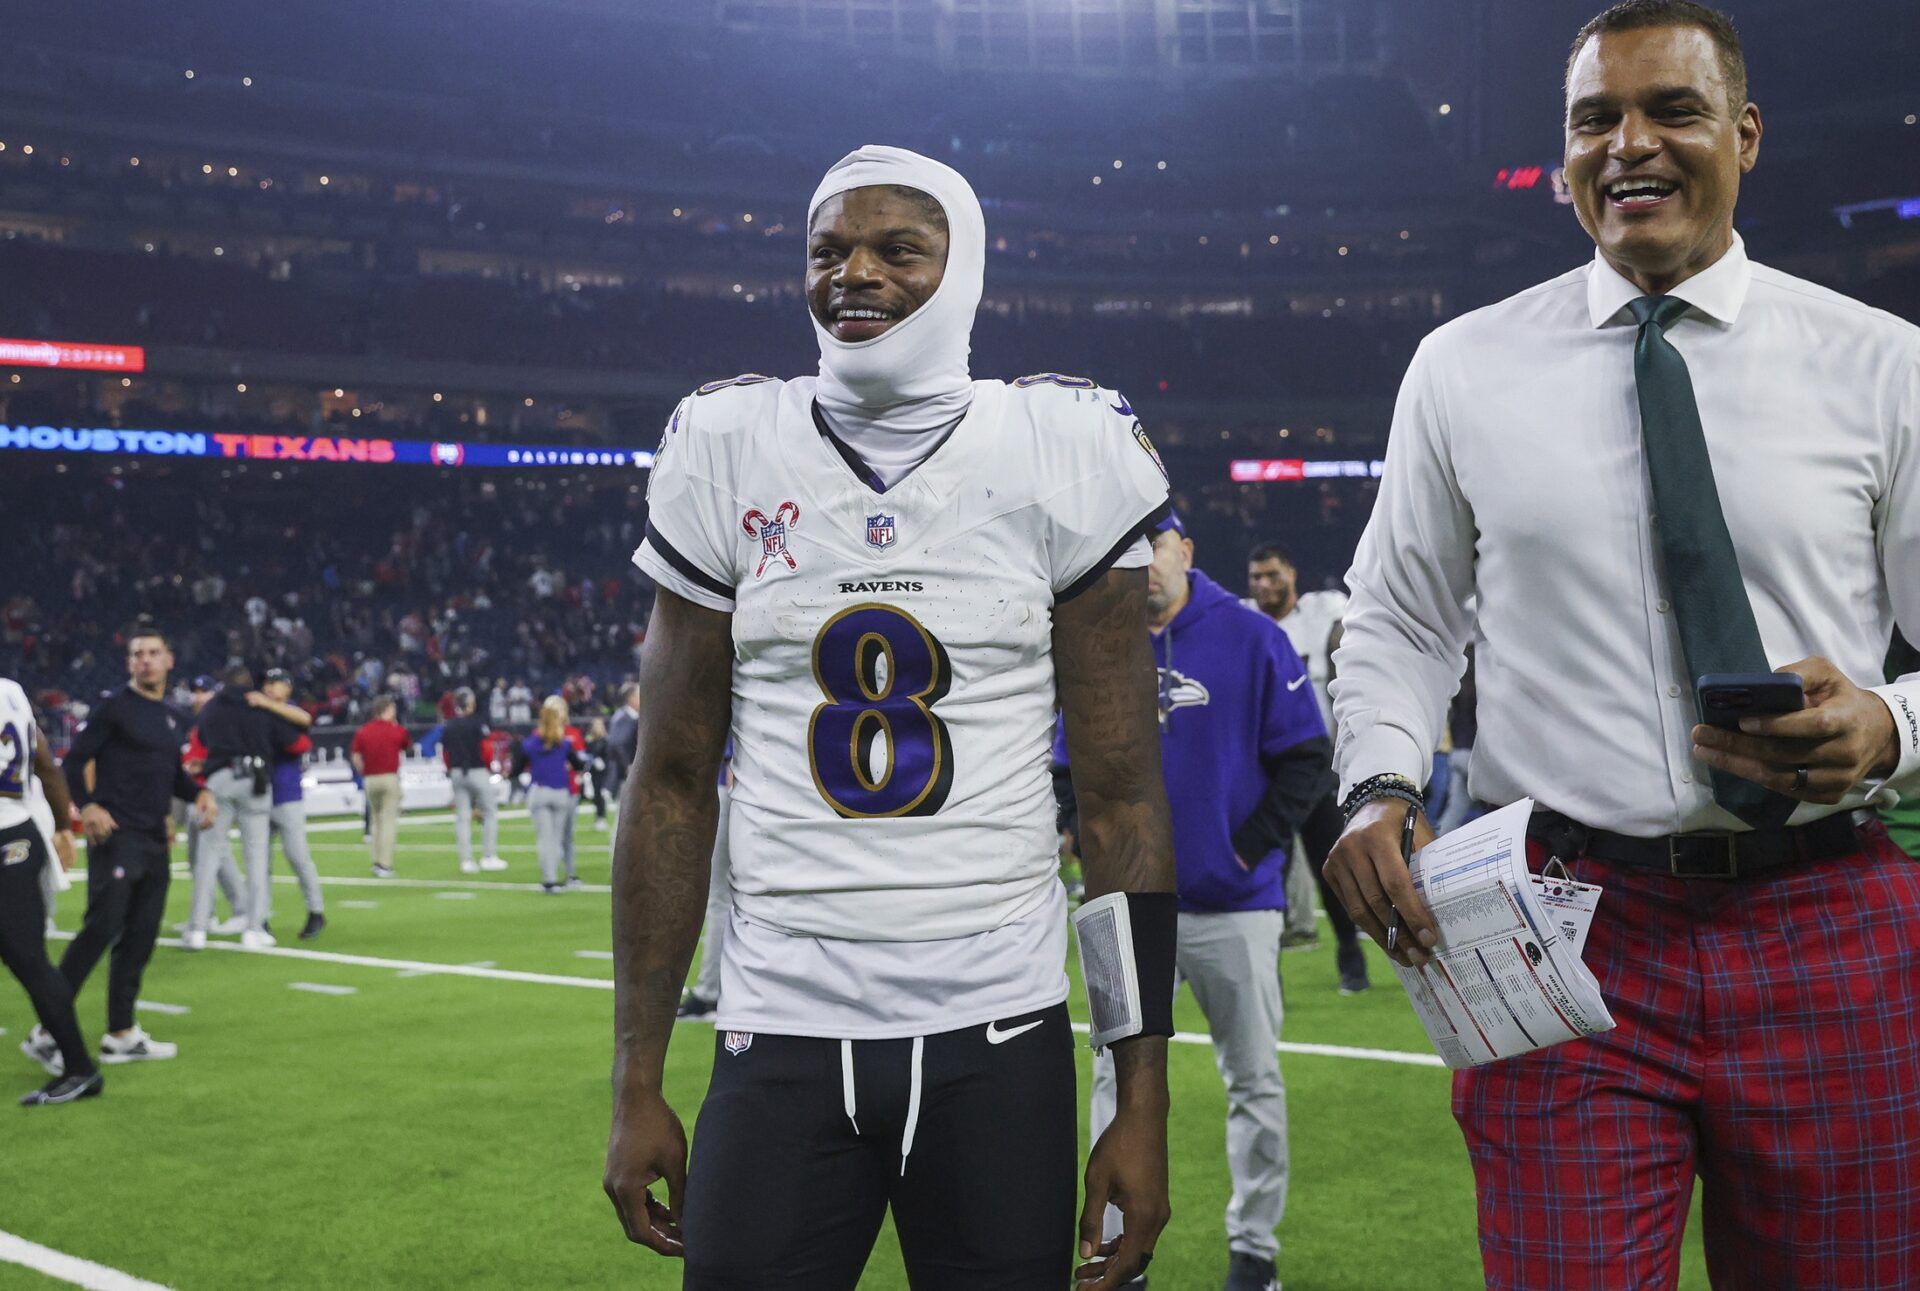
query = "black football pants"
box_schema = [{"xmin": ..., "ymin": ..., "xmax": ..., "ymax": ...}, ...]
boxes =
[
  {"xmin": 0, "ymin": 821, "xmax": 94, "ymax": 1075},
  {"xmin": 59, "ymin": 829, "xmax": 171, "ymax": 1034}
]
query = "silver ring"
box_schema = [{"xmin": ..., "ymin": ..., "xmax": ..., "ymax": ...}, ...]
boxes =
[{"xmin": 1792, "ymin": 765, "xmax": 1810, "ymax": 793}]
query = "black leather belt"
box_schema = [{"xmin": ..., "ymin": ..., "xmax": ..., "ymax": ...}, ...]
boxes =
[{"xmin": 1527, "ymin": 808, "xmax": 1866, "ymax": 880}]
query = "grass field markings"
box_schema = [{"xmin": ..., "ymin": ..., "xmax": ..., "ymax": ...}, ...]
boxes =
[
  {"xmin": 337, "ymin": 899, "xmax": 381, "ymax": 909},
  {"xmin": 42, "ymin": 932, "xmax": 1440, "ymax": 1069},
  {"xmin": 0, "ymin": 1229, "xmax": 173, "ymax": 1291},
  {"xmin": 263, "ymin": 873, "xmax": 611, "ymax": 895},
  {"xmin": 397, "ymin": 960, "xmax": 495, "ymax": 979},
  {"xmin": 288, "ymin": 982, "xmax": 358, "ymax": 996},
  {"xmin": 134, "ymin": 1001, "xmax": 191, "ymax": 1016},
  {"xmin": 574, "ymin": 950, "xmax": 615, "ymax": 960},
  {"xmin": 303, "ymin": 808, "xmax": 534, "ymax": 834},
  {"xmin": 435, "ymin": 892, "xmax": 478, "ymax": 901},
  {"xmin": 308, "ymin": 842, "xmax": 541, "ymax": 852}
]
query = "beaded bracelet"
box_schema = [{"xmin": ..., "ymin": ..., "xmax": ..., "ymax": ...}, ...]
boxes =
[{"xmin": 1340, "ymin": 772, "xmax": 1424, "ymax": 824}]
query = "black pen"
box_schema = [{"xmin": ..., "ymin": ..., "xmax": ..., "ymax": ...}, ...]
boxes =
[{"xmin": 1387, "ymin": 801, "xmax": 1416, "ymax": 954}]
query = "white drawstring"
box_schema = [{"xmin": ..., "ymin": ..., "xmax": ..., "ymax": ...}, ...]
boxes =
[
  {"xmin": 840, "ymin": 1039, "xmax": 860, "ymax": 1135},
  {"xmin": 899, "ymin": 1035, "xmax": 925, "ymax": 1176}
]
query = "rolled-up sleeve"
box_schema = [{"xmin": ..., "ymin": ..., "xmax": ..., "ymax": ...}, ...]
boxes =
[{"xmin": 1331, "ymin": 336, "xmax": 1479, "ymax": 797}]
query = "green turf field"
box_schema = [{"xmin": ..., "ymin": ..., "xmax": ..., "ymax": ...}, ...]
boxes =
[{"xmin": 1, "ymin": 807, "xmax": 1713, "ymax": 1290}]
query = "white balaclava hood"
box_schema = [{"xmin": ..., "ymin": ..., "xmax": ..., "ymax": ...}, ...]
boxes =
[{"xmin": 808, "ymin": 145, "xmax": 985, "ymax": 436}]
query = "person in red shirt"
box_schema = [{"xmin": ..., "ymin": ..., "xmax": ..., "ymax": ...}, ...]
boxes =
[{"xmin": 349, "ymin": 697, "xmax": 410, "ymax": 878}]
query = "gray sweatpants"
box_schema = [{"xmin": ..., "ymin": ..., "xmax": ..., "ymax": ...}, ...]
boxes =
[
  {"xmin": 529, "ymin": 785, "xmax": 575, "ymax": 886},
  {"xmin": 185, "ymin": 810, "xmax": 248, "ymax": 923},
  {"xmin": 690, "ymin": 783, "xmax": 733, "ymax": 1003},
  {"xmin": 1091, "ymin": 907, "xmax": 1288, "ymax": 1262},
  {"xmin": 199, "ymin": 766, "xmax": 271, "ymax": 934},
  {"xmin": 270, "ymin": 799, "xmax": 324, "ymax": 915},
  {"xmin": 448, "ymin": 767, "xmax": 498, "ymax": 866}
]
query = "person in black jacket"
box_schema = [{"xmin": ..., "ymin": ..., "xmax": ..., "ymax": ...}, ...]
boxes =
[
  {"xmin": 37, "ymin": 626, "xmax": 213, "ymax": 1068},
  {"xmin": 441, "ymin": 687, "xmax": 503, "ymax": 874},
  {"xmin": 188, "ymin": 666, "xmax": 303, "ymax": 949}
]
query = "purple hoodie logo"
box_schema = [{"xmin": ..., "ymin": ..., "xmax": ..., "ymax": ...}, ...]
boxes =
[{"xmin": 1155, "ymin": 667, "xmax": 1211, "ymax": 719}]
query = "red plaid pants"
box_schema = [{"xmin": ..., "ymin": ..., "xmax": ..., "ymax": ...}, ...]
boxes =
[{"xmin": 1454, "ymin": 820, "xmax": 1920, "ymax": 1290}]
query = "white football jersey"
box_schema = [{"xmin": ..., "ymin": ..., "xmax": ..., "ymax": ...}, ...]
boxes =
[
  {"xmin": 1245, "ymin": 589, "xmax": 1349, "ymax": 728},
  {"xmin": 0, "ymin": 678, "xmax": 37, "ymax": 831},
  {"xmin": 636, "ymin": 373, "xmax": 1170, "ymax": 944}
]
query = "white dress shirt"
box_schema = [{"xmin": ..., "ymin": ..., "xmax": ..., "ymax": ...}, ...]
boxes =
[{"xmin": 1333, "ymin": 235, "xmax": 1920, "ymax": 835}]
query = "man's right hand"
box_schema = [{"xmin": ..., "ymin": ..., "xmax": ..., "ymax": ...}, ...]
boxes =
[
  {"xmin": 604, "ymin": 1085, "xmax": 689, "ymax": 1257},
  {"xmin": 79, "ymin": 803, "xmax": 117, "ymax": 846},
  {"xmin": 1322, "ymin": 798, "xmax": 1439, "ymax": 968}
]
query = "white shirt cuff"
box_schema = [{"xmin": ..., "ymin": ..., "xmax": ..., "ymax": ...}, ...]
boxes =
[
  {"xmin": 1868, "ymin": 682, "xmax": 1920, "ymax": 796},
  {"xmin": 1336, "ymin": 725, "xmax": 1431, "ymax": 801}
]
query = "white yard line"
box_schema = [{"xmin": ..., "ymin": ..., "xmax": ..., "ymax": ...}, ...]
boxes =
[
  {"xmin": 434, "ymin": 892, "xmax": 477, "ymax": 901},
  {"xmin": 573, "ymin": 950, "xmax": 615, "ymax": 961},
  {"xmin": 0, "ymin": 1231, "xmax": 172, "ymax": 1291},
  {"xmin": 40, "ymin": 936, "xmax": 1441, "ymax": 1069},
  {"xmin": 288, "ymin": 982, "xmax": 358, "ymax": 996},
  {"xmin": 266, "ymin": 874, "xmax": 611, "ymax": 895},
  {"xmin": 303, "ymin": 809, "xmax": 533, "ymax": 834},
  {"xmin": 134, "ymin": 1001, "xmax": 191, "ymax": 1016}
]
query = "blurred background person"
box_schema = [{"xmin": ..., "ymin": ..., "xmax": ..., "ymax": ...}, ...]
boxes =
[
  {"xmin": 442, "ymin": 686, "xmax": 504, "ymax": 874},
  {"xmin": 1058, "ymin": 514, "xmax": 1331, "ymax": 1291},
  {"xmin": 179, "ymin": 674, "xmax": 248, "ymax": 939},
  {"xmin": 351, "ymin": 695, "xmax": 410, "ymax": 878},
  {"xmin": 259, "ymin": 668, "xmax": 326, "ymax": 940},
  {"xmin": 583, "ymin": 716, "xmax": 612, "ymax": 832},
  {"xmin": 1244, "ymin": 543, "xmax": 1368, "ymax": 993},
  {"xmin": 188, "ymin": 666, "xmax": 301, "ymax": 949},
  {"xmin": 514, "ymin": 695, "xmax": 587, "ymax": 894}
]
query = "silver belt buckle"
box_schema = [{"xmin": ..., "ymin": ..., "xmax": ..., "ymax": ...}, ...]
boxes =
[{"xmin": 1670, "ymin": 831, "xmax": 1739, "ymax": 879}]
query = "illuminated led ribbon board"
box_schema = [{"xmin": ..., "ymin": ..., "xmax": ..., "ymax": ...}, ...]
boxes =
[
  {"xmin": 0, "ymin": 425, "xmax": 654, "ymax": 470},
  {"xmin": 0, "ymin": 337, "xmax": 146, "ymax": 372}
]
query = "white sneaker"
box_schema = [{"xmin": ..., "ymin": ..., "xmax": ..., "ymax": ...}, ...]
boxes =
[
  {"xmin": 240, "ymin": 930, "xmax": 278, "ymax": 949},
  {"xmin": 180, "ymin": 929, "xmax": 208, "ymax": 951},
  {"xmin": 213, "ymin": 917, "xmax": 247, "ymax": 935},
  {"xmin": 100, "ymin": 1026, "xmax": 178, "ymax": 1064},
  {"xmin": 22, "ymin": 1026, "xmax": 63, "ymax": 1077},
  {"xmin": 594, "ymin": 819, "xmax": 609, "ymax": 832},
  {"xmin": 459, "ymin": 859, "xmax": 480, "ymax": 874},
  {"xmin": 372, "ymin": 864, "xmax": 393, "ymax": 878},
  {"xmin": 479, "ymin": 856, "xmax": 508, "ymax": 872}
]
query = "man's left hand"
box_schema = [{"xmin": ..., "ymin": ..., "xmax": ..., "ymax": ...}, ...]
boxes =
[
  {"xmin": 1692, "ymin": 657, "xmax": 1900, "ymax": 804},
  {"xmin": 193, "ymin": 789, "xmax": 218, "ymax": 830},
  {"xmin": 1074, "ymin": 1096, "xmax": 1169, "ymax": 1289}
]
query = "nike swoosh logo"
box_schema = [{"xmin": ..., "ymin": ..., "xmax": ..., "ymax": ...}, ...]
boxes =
[
  {"xmin": 1110, "ymin": 396, "xmax": 1134, "ymax": 417},
  {"xmin": 985, "ymin": 1018, "xmax": 1045, "ymax": 1045},
  {"xmin": 1288, "ymin": 676, "xmax": 1308, "ymax": 691}
]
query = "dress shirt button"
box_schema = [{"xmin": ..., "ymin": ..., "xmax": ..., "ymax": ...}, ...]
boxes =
[
  {"xmin": 1667, "ymin": 684, "xmax": 1681, "ymax": 698},
  {"xmin": 1655, "ymin": 599, "xmax": 1671, "ymax": 613}
]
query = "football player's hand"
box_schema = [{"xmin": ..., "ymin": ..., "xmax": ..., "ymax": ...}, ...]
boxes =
[
  {"xmin": 192, "ymin": 790, "xmax": 218, "ymax": 831},
  {"xmin": 1691, "ymin": 657, "xmax": 1903, "ymax": 803},
  {"xmin": 1075, "ymin": 1099, "xmax": 1169, "ymax": 1289},
  {"xmin": 1324, "ymin": 798, "xmax": 1438, "ymax": 968},
  {"xmin": 52, "ymin": 830, "xmax": 76, "ymax": 871},
  {"xmin": 80, "ymin": 804, "xmax": 118, "ymax": 846},
  {"xmin": 604, "ymin": 1085, "xmax": 688, "ymax": 1257}
]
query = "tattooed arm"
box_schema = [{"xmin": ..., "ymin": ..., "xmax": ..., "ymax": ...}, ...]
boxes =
[
  {"xmin": 603, "ymin": 589, "xmax": 733, "ymax": 1258},
  {"xmin": 1052, "ymin": 565, "xmax": 1175, "ymax": 1290}
]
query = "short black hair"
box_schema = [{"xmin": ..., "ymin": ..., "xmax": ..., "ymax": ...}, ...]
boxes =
[
  {"xmin": 125, "ymin": 622, "xmax": 168, "ymax": 648},
  {"xmin": 1248, "ymin": 543, "xmax": 1294, "ymax": 569},
  {"xmin": 224, "ymin": 665, "xmax": 253, "ymax": 688},
  {"xmin": 1568, "ymin": 0, "xmax": 1748, "ymax": 111}
]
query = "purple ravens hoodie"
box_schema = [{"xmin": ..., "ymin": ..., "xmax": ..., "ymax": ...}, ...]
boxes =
[{"xmin": 1054, "ymin": 569, "xmax": 1327, "ymax": 914}]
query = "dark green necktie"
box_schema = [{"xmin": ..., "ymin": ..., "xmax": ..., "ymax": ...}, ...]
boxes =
[{"xmin": 1629, "ymin": 295, "xmax": 1793, "ymax": 828}]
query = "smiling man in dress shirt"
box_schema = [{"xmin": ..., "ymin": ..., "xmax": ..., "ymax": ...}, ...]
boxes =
[{"xmin": 1323, "ymin": 2, "xmax": 1920, "ymax": 1288}]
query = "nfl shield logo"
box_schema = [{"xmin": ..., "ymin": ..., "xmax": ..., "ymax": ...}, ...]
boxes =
[
  {"xmin": 724, "ymin": 1031, "xmax": 753, "ymax": 1056},
  {"xmin": 866, "ymin": 513, "xmax": 896, "ymax": 551}
]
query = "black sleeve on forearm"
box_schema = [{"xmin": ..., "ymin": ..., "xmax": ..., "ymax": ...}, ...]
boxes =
[
  {"xmin": 509, "ymin": 746, "xmax": 530, "ymax": 779},
  {"xmin": 1050, "ymin": 761, "xmax": 1080, "ymax": 856},
  {"xmin": 1230, "ymin": 736, "xmax": 1337, "ymax": 861},
  {"xmin": 174, "ymin": 764, "xmax": 201, "ymax": 803},
  {"xmin": 60, "ymin": 702, "xmax": 112, "ymax": 809}
]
